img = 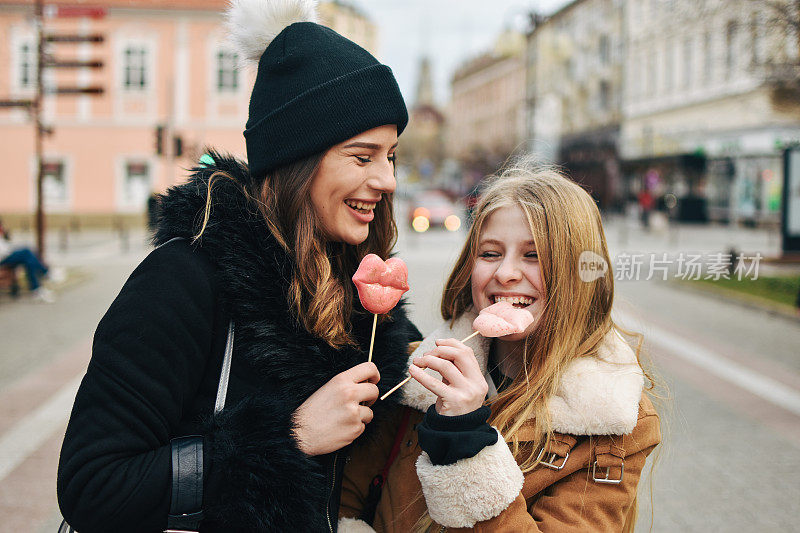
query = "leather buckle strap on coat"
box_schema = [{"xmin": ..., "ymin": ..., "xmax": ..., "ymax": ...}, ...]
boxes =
[
  {"xmin": 165, "ymin": 319, "xmax": 234, "ymax": 532},
  {"xmin": 535, "ymin": 433, "xmax": 576, "ymax": 470},
  {"xmin": 166, "ymin": 436, "xmax": 204, "ymax": 532},
  {"xmin": 592, "ymin": 436, "xmax": 625, "ymax": 484}
]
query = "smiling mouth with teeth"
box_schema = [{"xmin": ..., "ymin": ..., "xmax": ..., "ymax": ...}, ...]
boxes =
[
  {"xmin": 493, "ymin": 295, "xmax": 535, "ymax": 308},
  {"xmin": 345, "ymin": 199, "xmax": 378, "ymax": 214}
]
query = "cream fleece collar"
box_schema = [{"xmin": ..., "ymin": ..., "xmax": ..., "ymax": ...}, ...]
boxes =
[{"xmin": 398, "ymin": 310, "xmax": 645, "ymax": 436}]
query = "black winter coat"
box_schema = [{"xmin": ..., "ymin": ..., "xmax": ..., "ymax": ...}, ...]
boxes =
[{"xmin": 56, "ymin": 153, "xmax": 421, "ymax": 533}]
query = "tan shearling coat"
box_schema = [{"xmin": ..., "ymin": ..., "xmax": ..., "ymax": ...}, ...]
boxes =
[{"xmin": 339, "ymin": 311, "xmax": 661, "ymax": 532}]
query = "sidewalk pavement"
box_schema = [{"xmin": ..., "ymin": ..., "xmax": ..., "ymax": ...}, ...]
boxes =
[
  {"xmin": 602, "ymin": 214, "xmax": 783, "ymax": 259},
  {"xmin": 0, "ymin": 220, "xmax": 797, "ymax": 532},
  {"xmin": 0, "ymin": 229, "xmax": 152, "ymax": 532},
  {"xmin": 601, "ymin": 215, "xmax": 799, "ymax": 320}
]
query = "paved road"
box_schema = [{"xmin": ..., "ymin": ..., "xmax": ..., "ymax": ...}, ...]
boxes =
[
  {"xmin": 0, "ymin": 219, "xmax": 798, "ymax": 532},
  {"xmin": 400, "ymin": 220, "xmax": 800, "ymax": 532}
]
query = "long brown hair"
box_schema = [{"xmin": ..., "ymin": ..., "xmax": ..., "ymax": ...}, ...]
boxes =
[{"xmin": 194, "ymin": 153, "xmax": 397, "ymax": 349}]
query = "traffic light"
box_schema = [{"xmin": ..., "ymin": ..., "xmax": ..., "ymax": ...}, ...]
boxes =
[{"xmin": 155, "ymin": 125, "xmax": 165, "ymax": 156}]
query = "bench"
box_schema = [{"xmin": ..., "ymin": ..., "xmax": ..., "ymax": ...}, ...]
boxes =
[{"xmin": 0, "ymin": 265, "xmax": 21, "ymax": 298}]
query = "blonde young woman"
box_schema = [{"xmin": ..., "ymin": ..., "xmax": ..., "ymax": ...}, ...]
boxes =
[{"xmin": 339, "ymin": 161, "xmax": 661, "ymax": 532}]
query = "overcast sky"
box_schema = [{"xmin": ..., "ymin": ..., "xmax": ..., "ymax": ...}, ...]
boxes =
[{"xmin": 348, "ymin": 0, "xmax": 572, "ymax": 106}]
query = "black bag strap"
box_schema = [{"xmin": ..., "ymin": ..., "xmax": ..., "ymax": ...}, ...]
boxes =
[{"xmin": 165, "ymin": 320, "xmax": 234, "ymax": 533}]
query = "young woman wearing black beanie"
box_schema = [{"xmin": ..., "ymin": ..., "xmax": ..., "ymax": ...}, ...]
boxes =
[{"xmin": 56, "ymin": 1, "xmax": 420, "ymax": 531}]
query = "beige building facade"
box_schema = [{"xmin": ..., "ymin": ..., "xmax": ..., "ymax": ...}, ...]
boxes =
[
  {"xmin": 0, "ymin": 0, "xmax": 376, "ymax": 228},
  {"xmin": 446, "ymin": 31, "xmax": 527, "ymax": 177},
  {"xmin": 526, "ymin": 0, "xmax": 625, "ymax": 207},
  {"xmin": 318, "ymin": 0, "xmax": 377, "ymax": 58},
  {"xmin": 621, "ymin": 0, "xmax": 800, "ymax": 223}
]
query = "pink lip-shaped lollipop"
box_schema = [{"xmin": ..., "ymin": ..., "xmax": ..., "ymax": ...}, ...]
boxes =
[
  {"xmin": 472, "ymin": 301, "xmax": 535, "ymax": 337},
  {"xmin": 381, "ymin": 300, "xmax": 535, "ymax": 401},
  {"xmin": 353, "ymin": 254, "xmax": 410, "ymax": 315},
  {"xmin": 354, "ymin": 254, "xmax": 410, "ymax": 363}
]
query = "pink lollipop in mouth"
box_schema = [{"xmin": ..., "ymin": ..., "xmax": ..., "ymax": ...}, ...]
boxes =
[
  {"xmin": 472, "ymin": 300, "xmax": 535, "ymax": 338},
  {"xmin": 380, "ymin": 301, "xmax": 535, "ymax": 401},
  {"xmin": 353, "ymin": 254, "xmax": 410, "ymax": 362}
]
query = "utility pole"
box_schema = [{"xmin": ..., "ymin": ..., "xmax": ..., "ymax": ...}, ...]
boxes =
[
  {"xmin": 0, "ymin": 1, "xmax": 106, "ymax": 261},
  {"xmin": 34, "ymin": 0, "xmax": 45, "ymax": 259}
]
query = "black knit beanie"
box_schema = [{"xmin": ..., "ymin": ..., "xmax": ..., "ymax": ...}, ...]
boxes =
[{"xmin": 226, "ymin": 1, "xmax": 408, "ymax": 178}]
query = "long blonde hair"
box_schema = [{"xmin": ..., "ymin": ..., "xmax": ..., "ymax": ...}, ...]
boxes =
[
  {"xmin": 194, "ymin": 152, "xmax": 397, "ymax": 349},
  {"xmin": 443, "ymin": 158, "xmax": 630, "ymax": 469},
  {"xmin": 415, "ymin": 158, "xmax": 657, "ymax": 531}
]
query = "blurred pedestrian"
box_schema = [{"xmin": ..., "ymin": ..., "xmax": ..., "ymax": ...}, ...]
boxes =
[
  {"xmin": 795, "ymin": 279, "xmax": 800, "ymax": 317},
  {"xmin": 0, "ymin": 218, "xmax": 54, "ymax": 302},
  {"xmin": 56, "ymin": 1, "xmax": 420, "ymax": 531},
  {"xmin": 340, "ymin": 158, "xmax": 661, "ymax": 531},
  {"xmin": 638, "ymin": 188, "xmax": 654, "ymax": 229}
]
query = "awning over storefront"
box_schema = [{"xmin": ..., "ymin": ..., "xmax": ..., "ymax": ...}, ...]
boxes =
[{"xmin": 621, "ymin": 153, "xmax": 706, "ymax": 173}]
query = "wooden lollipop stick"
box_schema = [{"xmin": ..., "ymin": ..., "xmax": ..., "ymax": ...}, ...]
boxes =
[
  {"xmin": 379, "ymin": 330, "xmax": 482, "ymax": 401},
  {"xmin": 460, "ymin": 330, "xmax": 480, "ymax": 343},
  {"xmin": 367, "ymin": 313, "xmax": 378, "ymax": 363},
  {"xmin": 381, "ymin": 376, "xmax": 411, "ymax": 401}
]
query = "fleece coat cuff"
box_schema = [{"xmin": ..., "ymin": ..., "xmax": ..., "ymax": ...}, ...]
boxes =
[{"xmin": 416, "ymin": 428, "xmax": 524, "ymax": 528}]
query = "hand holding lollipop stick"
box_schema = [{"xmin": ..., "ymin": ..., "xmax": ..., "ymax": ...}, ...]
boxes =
[
  {"xmin": 353, "ymin": 254, "xmax": 410, "ymax": 363},
  {"xmin": 380, "ymin": 301, "xmax": 534, "ymax": 401}
]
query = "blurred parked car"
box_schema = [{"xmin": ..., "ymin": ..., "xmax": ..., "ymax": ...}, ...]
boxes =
[{"xmin": 407, "ymin": 189, "xmax": 463, "ymax": 232}]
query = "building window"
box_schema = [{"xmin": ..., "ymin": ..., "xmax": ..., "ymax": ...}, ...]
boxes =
[
  {"xmin": 648, "ymin": 48, "xmax": 657, "ymax": 96},
  {"xmin": 631, "ymin": 51, "xmax": 640, "ymax": 100},
  {"xmin": 124, "ymin": 161, "xmax": 151, "ymax": 208},
  {"xmin": 42, "ymin": 160, "xmax": 67, "ymax": 206},
  {"xmin": 123, "ymin": 46, "xmax": 148, "ymax": 90},
  {"xmin": 751, "ymin": 12, "xmax": 764, "ymax": 66},
  {"xmin": 599, "ymin": 80, "xmax": 611, "ymax": 110},
  {"xmin": 19, "ymin": 42, "xmax": 37, "ymax": 89},
  {"xmin": 664, "ymin": 41, "xmax": 674, "ymax": 92},
  {"xmin": 683, "ymin": 37, "xmax": 692, "ymax": 88},
  {"xmin": 599, "ymin": 34, "xmax": 610, "ymax": 65},
  {"xmin": 703, "ymin": 31, "xmax": 713, "ymax": 85},
  {"xmin": 725, "ymin": 21, "xmax": 737, "ymax": 79},
  {"xmin": 216, "ymin": 49, "xmax": 239, "ymax": 92},
  {"xmin": 788, "ymin": 4, "xmax": 800, "ymax": 59},
  {"xmin": 638, "ymin": 50, "xmax": 646, "ymax": 99}
]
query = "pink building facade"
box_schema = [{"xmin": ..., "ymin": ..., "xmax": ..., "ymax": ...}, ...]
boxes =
[
  {"xmin": 1, "ymin": 0, "xmax": 254, "ymax": 225},
  {"xmin": 1, "ymin": 0, "xmax": 376, "ymax": 227}
]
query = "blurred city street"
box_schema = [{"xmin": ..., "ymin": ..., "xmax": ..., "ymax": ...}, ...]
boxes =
[
  {"xmin": 0, "ymin": 204, "xmax": 797, "ymax": 532},
  {"xmin": 2, "ymin": 0, "xmax": 799, "ymax": 530}
]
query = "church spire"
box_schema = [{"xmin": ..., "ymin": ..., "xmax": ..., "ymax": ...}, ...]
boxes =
[{"xmin": 414, "ymin": 56, "xmax": 434, "ymax": 108}]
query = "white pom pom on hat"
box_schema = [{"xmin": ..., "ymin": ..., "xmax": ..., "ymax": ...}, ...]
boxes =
[{"xmin": 225, "ymin": 0, "xmax": 318, "ymax": 64}]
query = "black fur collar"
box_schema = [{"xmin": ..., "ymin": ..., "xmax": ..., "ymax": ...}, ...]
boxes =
[{"xmin": 153, "ymin": 150, "xmax": 415, "ymax": 414}]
